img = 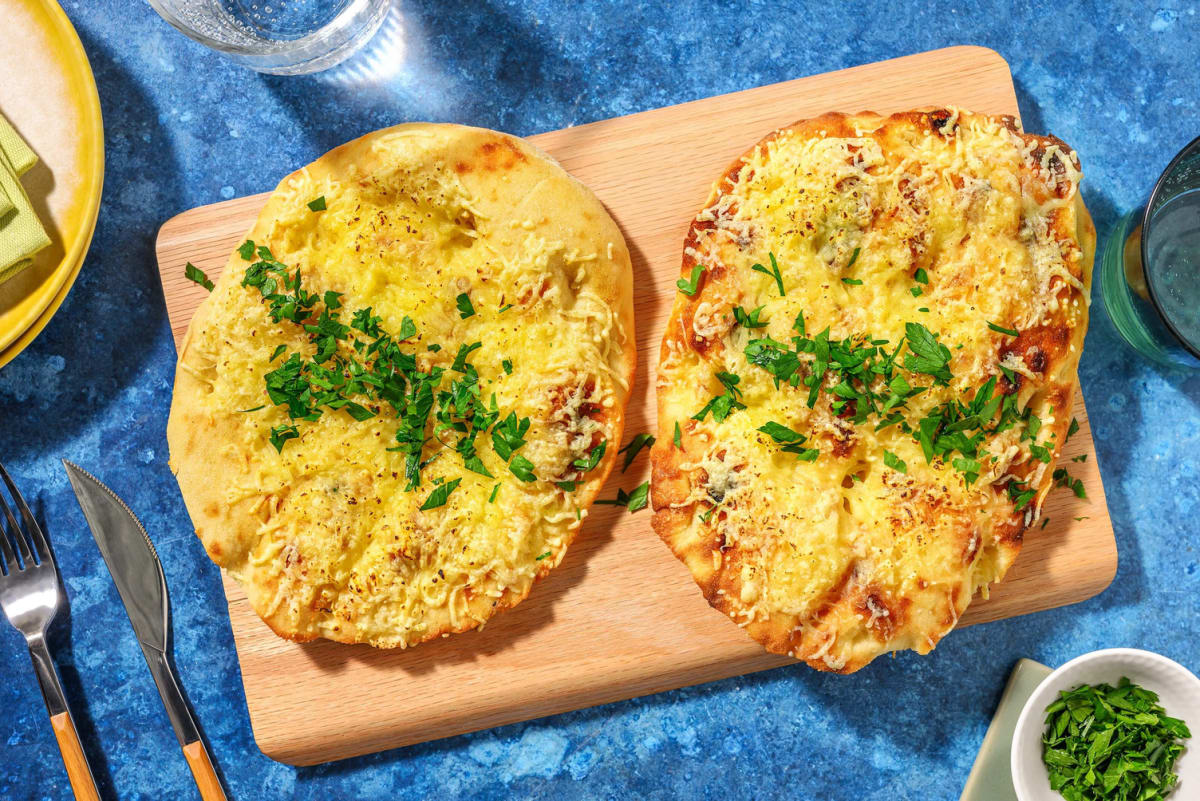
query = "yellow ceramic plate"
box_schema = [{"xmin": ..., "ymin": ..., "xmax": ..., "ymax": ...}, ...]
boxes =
[{"xmin": 0, "ymin": 0, "xmax": 103, "ymax": 366}]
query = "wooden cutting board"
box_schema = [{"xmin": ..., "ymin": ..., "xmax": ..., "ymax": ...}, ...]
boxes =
[{"xmin": 155, "ymin": 45, "xmax": 1116, "ymax": 766}]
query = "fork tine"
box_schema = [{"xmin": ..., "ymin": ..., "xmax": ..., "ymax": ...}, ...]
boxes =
[
  {"xmin": 0, "ymin": 461, "xmax": 46, "ymax": 566},
  {"xmin": 0, "ymin": 499, "xmax": 14, "ymax": 572},
  {"xmin": 0, "ymin": 486, "xmax": 31, "ymax": 567}
]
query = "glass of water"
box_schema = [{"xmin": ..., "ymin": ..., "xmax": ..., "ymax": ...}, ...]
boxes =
[
  {"xmin": 146, "ymin": 0, "xmax": 390, "ymax": 75},
  {"xmin": 1101, "ymin": 135, "xmax": 1200, "ymax": 370}
]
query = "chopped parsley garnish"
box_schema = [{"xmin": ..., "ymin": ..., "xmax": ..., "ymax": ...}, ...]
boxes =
[
  {"xmin": 693, "ymin": 371, "xmax": 746, "ymax": 422},
  {"xmin": 673, "ymin": 421, "xmax": 682, "ymax": 449},
  {"xmin": 509, "ymin": 454, "xmax": 537, "ymax": 482},
  {"xmin": 573, "ymin": 441, "xmax": 607, "ymax": 472},
  {"xmin": 1072, "ymin": 453, "xmax": 1087, "ymax": 463},
  {"xmin": 450, "ymin": 342, "xmax": 482, "ymax": 372},
  {"xmin": 904, "ymin": 322, "xmax": 953, "ymax": 384},
  {"xmin": 618, "ymin": 433, "xmax": 655, "ymax": 472},
  {"xmin": 918, "ymin": 307, "xmax": 930, "ymax": 313},
  {"xmin": 847, "ymin": 247, "xmax": 861, "ymax": 268},
  {"xmin": 757, "ymin": 421, "xmax": 818, "ymax": 460},
  {"xmin": 1067, "ymin": 417, "xmax": 1080, "ymax": 441},
  {"xmin": 914, "ymin": 268, "xmax": 929, "ymax": 285},
  {"xmin": 535, "ymin": 551, "xmax": 552, "ymax": 561},
  {"xmin": 455, "ymin": 292, "xmax": 475, "ymax": 319},
  {"xmin": 238, "ymin": 405, "xmax": 266, "ymax": 413},
  {"xmin": 883, "ymin": 450, "xmax": 907, "ymax": 474},
  {"xmin": 499, "ymin": 303, "xmax": 514, "ymax": 313},
  {"xmin": 502, "ymin": 358, "xmax": 513, "ymax": 375},
  {"xmin": 233, "ymin": 242, "xmax": 550, "ymax": 496},
  {"xmin": 677, "ymin": 264, "xmax": 704, "ymax": 296},
  {"xmin": 841, "ymin": 277, "xmax": 863, "ymax": 286},
  {"xmin": 1041, "ymin": 677, "xmax": 1190, "ymax": 801},
  {"xmin": 595, "ymin": 481, "xmax": 650, "ymax": 512},
  {"xmin": 488, "ymin": 483, "xmax": 500, "ymax": 503},
  {"xmin": 420, "ymin": 477, "xmax": 461, "ymax": 510},
  {"xmin": 732, "ymin": 305, "xmax": 768, "ymax": 328},
  {"xmin": 268, "ymin": 424, "xmax": 299, "ymax": 453},
  {"xmin": 987, "ymin": 321, "xmax": 1019, "ymax": 337},
  {"xmin": 910, "ymin": 286, "xmax": 923, "ymax": 298},
  {"xmin": 751, "ymin": 252, "xmax": 785, "ymax": 296},
  {"xmin": 184, "ymin": 262, "xmax": 214, "ymax": 291},
  {"xmin": 307, "ymin": 196, "xmax": 327, "ymax": 212},
  {"xmin": 1053, "ymin": 467, "xmax": 1088, "ymax": 499},
  {"xmin": 1041, "ymin": 517, "xmax": 1050, "ymax": 529}
]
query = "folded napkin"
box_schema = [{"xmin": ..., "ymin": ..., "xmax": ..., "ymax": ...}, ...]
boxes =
[
  {"xmin": 0, "ymin": 113, "xmax": 49, "ymax": 284},
  {"xmin": 0, "ymin": 113, "xmax": 37, "ymax": 176}
]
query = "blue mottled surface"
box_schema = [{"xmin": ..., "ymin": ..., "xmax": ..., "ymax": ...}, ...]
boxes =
[{"xmin": 1, "ymin": 1, "xmax": 1198, "ymax": 799}]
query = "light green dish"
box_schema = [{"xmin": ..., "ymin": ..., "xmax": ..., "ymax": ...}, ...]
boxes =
[{"xmin": 961, "ymin": 659, "xmax": 1052, "ymax": 801}]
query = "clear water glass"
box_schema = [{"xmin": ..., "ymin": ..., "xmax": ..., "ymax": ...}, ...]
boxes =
[
  {"xmin": 1101, "ymin": 135, "xmax": 1200, "ymax": 370},
  {"xmin": 146, "ymin": 0, "xmax": 390, "ymax": 75}
]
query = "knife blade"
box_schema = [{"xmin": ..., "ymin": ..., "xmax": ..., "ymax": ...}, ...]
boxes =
[{"xmin": 63, "ymin": 460, "xmax": 226, "ymax": 801}]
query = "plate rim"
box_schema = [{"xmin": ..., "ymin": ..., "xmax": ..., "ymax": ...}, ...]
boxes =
[{"xmin": 0, "ymin": 0, "xmax": 104, "ymax": 365}]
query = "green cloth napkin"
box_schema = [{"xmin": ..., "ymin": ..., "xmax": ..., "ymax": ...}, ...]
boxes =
[
  {"xmin": 0, "ymin": 114, "xmax": 49, "ymax": 284},
  {"xmin": 0, "ymin": 113, "xmax": 38, "ymax": 176}
]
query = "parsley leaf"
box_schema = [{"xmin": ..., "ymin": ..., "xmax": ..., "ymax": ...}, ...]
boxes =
[
  {"xmin": 673, "ymin": 421, "xmax": 682, "ymax": 449},
  {"xmin": 883, "ymin": 450, "xmax": 907, "ymax": 474},
  {"xmin": 1067, "ymin": 417, "xmax": 1081, "ymax": 441},
  {"xmin": 1053, "ymin": 467, "xmax": 1088, "ymax": 500},
  {"xmin": 237, "ymin": 240, "xmax": 256, "ymax": 261},
  {"xmin": 847, "ymin": 247, "xmax": 861, "ymax": 268},
  {"xmin": 595, "ymin": 481, "xmax": 650, "ymax": 512},
  {"xmin": 184, "ymin": 262, "xmax": 214, "ymax": 291},
  {"xmin": 419, "ymin": 477, "xmax": 462, "ymax": 510},
  {"xmin": 502, "ymin": 358, "xmax": 513, "ymax": 375},
  {"xmin": 677, "ymin": 264, "xmax": 704, "ymax": 296},
  {"xmin": 573, "ymin": 440, "xmax": 607, "ymax": 472},
  {"xmin": 455, "ymin": 292, "xmax": 475, "ymax": 319},
  {"xmin": 751, "ymin": 252, "xmax": 785, "ymax": 296},
  {"xmin": 618, "ymin": 433, "xmax": 655, "ymax": 472},
  {"xmin": 535, "ymin": 551, "xmax": 552, "ymax": 561},
  {"xmin": 903, "ymin": 322, "xmax": 953, "ymax": 383},
  {"xmin": 841, "ymin": 277, "xmax": 863, "ymax": 286},
  {"xmin": 914, "ymin": 268, "xmax": 929, "ymax": 284},
  {"xmin": 987, "ymin": 321, "xmax": 1019, "ymax": 337},
  {"xmin": 509, "ymin": 454, "xmax": 537, "ymax": 482},
  {"xmin": 732, "ymin": 305, "xmax": 768, "ymax": 328},
  {"xmin": 307, "ymin": 196, "xmax": 327, "ymax": 212},
  {"xmin": 268, "ymin": 424, "xmax": 299, "ymax": 453}
]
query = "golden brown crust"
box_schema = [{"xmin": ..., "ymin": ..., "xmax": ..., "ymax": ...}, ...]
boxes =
[
  {"xmin": 651, "ymin": 109, "xmax": 1093, "ymax": 673},
  {"xmin": 168, "ymin": 124, "xmax": 635, "ymax": 648}
]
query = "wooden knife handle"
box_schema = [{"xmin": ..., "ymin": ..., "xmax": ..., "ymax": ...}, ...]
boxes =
[
  {"xmin": 182, "ymin": 739, "xmax": 227, "ymax": 801},
  {"xmin": 49, "ymin": 711, "xmax": 100, "ymax": 801}
]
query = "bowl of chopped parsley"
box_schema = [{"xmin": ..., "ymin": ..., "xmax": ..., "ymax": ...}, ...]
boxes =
[{"xmin": 1012, "ymin": 649, "xmax": 1199, "ymax": 801}]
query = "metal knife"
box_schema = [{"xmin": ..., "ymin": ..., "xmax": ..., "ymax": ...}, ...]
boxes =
[{"xmin": 63, "ymin": 461, "xmax": 227, "ymax": 801}]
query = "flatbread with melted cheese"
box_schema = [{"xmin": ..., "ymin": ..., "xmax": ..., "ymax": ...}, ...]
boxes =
[
  {"xmin": 651, "ymin": 109, "xmax": 1094, "ymax": 673},
  {"xmin": 168, "ymin": 124, "xmax": 635, "ymax": 648}
]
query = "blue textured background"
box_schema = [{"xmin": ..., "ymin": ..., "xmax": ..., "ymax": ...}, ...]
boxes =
[{"xmin": 1, "ymin": 1, "xmax": 1198, "ymax": 799}]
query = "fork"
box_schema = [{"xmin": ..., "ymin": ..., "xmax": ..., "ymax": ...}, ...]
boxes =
[{"xmin": 0, "ymin": 462, "xmax": 100, "ymax": 801}]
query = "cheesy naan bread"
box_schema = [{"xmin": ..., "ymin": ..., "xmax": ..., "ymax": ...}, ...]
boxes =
[
  {"xmin": 168, "ymin": 124, "xmax": 635, "ymax": 648},
  {"xmin": 651, "ymin": 109, "xmax": 1095, "ymax": 673}
]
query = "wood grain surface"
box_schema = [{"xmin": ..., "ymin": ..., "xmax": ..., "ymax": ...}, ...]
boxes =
[{"xmin": 155, "ymin": 46, "xmax": 1117, "ymax": 766}]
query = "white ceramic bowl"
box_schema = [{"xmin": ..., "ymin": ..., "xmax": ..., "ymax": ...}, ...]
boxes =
[{"xmin": 1011, "ymin": 649, "xmax": 1200, "ymax": 801}]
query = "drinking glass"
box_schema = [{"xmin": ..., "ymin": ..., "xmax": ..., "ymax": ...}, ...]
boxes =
[
  {"xmin": 146, "ymin": 0, "xmax": 390, "ymax": 75},
  {"xmin": 1101, "ymin": 135, "xmax": 1200, "ymax": 370}
]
